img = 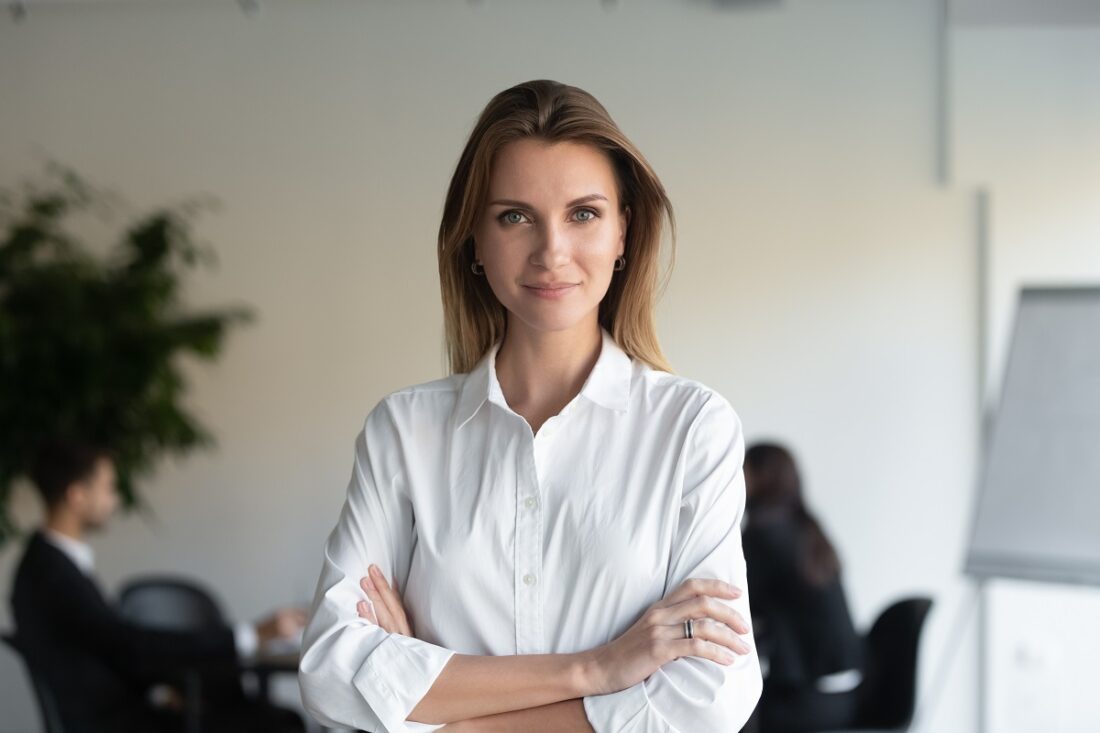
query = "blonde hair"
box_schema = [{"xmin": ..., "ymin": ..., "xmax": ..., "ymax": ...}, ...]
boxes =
[{"xmin": 438, "ymin": 79, "xmax": 677, "ymax": 375}]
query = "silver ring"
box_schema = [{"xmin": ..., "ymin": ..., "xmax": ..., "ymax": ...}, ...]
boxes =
[{"xmin": 683, "ymin": 618, "xmax": 694, "ymax": 639}]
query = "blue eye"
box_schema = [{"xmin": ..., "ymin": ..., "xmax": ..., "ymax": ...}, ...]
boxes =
[{"xmin": 575, "ymin": 208, "xmax": 598, "ymax": 222}]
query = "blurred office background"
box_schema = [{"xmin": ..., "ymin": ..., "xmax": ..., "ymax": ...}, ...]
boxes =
[{"xmin": 1, "ymin": 0, "xmax": 1098, "ymax": 731}]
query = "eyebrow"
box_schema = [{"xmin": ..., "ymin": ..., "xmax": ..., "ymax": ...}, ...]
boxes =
[{"xmin": 488, "ymin": 193, "xmax": 608, "ymax": 209}]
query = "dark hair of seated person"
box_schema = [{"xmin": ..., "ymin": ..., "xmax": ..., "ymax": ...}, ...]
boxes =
[
  {"xmin": 744, "ymin": 442, "xmax": 840, "ymax": 587},
  {"xmin": 740, "ymin": 442, "xmax": 864, "ymax": 733},
  {"xmin": 29, "ymin": 437, "xmax": 113, "ymax": 509}
]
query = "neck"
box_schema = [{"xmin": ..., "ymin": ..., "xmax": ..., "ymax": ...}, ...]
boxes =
[
  {"xmin": 44, "ymin": 511, "xmax": 85, "ymax": 543},
  {"xmin": 494, "ymin": 318, "xmax": 602, "ymax": 417}
]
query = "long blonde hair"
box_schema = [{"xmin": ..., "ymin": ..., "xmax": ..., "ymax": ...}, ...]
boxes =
[{"xmin": 438, "ymin": 79, "xmax": 677, "ymax": 375}]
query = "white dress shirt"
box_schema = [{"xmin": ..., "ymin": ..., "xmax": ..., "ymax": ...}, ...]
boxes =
[
  {"xmin": 41, "ymin": 528, "xmax": 258, "ymax": 658},
  {"xmin": 299, "ymin": 326, "xmax": 763, "ymax": 733}
]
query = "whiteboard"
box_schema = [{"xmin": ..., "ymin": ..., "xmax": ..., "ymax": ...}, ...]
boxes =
[{"xmin": 966, "ymin": 286, "xmax": 1100, "ymax": 587}]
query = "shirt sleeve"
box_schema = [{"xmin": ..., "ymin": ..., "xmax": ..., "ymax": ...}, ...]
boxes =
[
  {"xmin": 233, "ymin": 621, "xmax": 258, "ymax": 659},
  {"xmin": 582, "ymin": 391, "xmax": 764, "ymax": 733},
  {"xmin": 298, "ymin": 396, "xmax": 457, "ymax": 733}
]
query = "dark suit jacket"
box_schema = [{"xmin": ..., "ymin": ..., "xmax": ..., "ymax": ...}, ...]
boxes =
[
  {"xmin": 743, "ymin": 518, "xmax": 864, "ymax": 691},
  {"xmin": 8, "ymin": 529, "xmax": 239, "ymax": 733}
]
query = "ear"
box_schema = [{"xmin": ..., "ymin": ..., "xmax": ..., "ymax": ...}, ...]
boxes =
[
  {"xmin": 619, "ymin": 205, "xmax": 631, "ymax": 254},
  {"xmin": 62, "ymin": 482, "xmax": 86, "ymax": 510}
]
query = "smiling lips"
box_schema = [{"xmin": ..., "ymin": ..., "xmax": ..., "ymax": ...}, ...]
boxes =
[{"xmin": 523, "ymin": 283, "xmax": 578, "ymax": 299}]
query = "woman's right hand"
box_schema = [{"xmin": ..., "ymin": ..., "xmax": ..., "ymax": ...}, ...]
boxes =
[{"xmin": 584, "ymin": 578, "xmax": 753, "ymax": 696}]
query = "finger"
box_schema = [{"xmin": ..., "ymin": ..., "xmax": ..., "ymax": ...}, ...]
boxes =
[
  {"xmin": 360, "ymin": 575, "xmax": 396, "ymax": 630},
  {"xmin": 675, "ymin": 635, "xmax": 742, "ymax": 666},
  {"xmin": 356, "ymin": 600, "xmax": 377, "ymax": 623},
  {"xmin": 658, "ymin": 578, "xmax": 741, "ymax": 608},
  {"xmin": 369, "ymin": 565, "xmax": 410, "ymax": 627},
  {"xmin": 659, "ymin": 593, "xmax": 750, "ymax": 635},
  {"xmin": 657, "ymin": 616, "xmax": 752, "ymax": 657},
  {"xmin": 687, "ymin": 617, "xmax": 752, "ymax": 656}
]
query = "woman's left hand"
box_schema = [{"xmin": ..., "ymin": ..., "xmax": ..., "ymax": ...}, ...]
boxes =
[{"xmin": 355, "ymin": 563, "xmax": 414, "ymax": 637}]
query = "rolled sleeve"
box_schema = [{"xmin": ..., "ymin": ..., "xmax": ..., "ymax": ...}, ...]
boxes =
[
  {"xmin": 299, "ymin": 397, "xmax": 457, "ymax": 733},
  {"xmin": 583, "ymin": 392, "xmax": 763, "ymax": 733},
  {"xmin": 232, "ymin": 621, "xmax": 258, "ymax": 659},
  {"xmin": 352, "ymin": 633, "xmax": 456, "ymax": 732}
]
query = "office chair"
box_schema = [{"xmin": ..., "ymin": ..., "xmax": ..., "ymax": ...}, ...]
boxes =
[
  {"xmin": 117, "ymin": 575, "xmax": 232, "ymax": 733},
  {"xmin": 848, "ymin": 596, "xmax": 934, "ymax": 731},
  {"xmin": 118, "ymin": 575, "xmax": 227, "ymax": 630},
  {"xmin": 2, "ymin": 632, "xmax": 68, "ymax": 733}
]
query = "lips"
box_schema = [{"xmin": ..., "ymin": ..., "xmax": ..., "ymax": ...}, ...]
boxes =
[{"xmin": 523, "ymin": 283, "xmax": 578, "ymax": 299}]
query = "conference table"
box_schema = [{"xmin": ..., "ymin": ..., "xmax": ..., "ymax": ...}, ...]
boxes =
[{"xmin": 240, "ymin": 648, "xmax": 300, "ymax": 703}]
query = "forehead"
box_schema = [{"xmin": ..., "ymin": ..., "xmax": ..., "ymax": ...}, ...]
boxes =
[{"xmin": 487, "ymin": 138, "xmax": 617, "ymax": 203}]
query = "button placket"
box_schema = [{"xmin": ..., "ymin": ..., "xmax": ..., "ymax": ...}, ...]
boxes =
[{"xmin": 514, "ymin": 427, "xmax": 544, "ymax": 655}]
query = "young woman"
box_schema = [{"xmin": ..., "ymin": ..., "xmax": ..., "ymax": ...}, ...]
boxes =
[
  {"xmin": 741, "ymin": 442, "xmax": 864, "ymax": 732},
  {"xmin": 298, "ymin": 79, "xmax": 763, "ymax": 733}
]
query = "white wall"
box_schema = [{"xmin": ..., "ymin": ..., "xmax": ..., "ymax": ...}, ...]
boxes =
[
  {"xmin": 951, "ymin": 22, "xmax": 1100, "ymax": 733},
  {"xmin": 3, "ymin": 1, "xmax": 1089, "ymax": 731}
]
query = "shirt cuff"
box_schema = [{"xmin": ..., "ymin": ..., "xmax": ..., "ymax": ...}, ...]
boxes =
[
  {"xmin": 583, "ymin": 682, "xmax": 657, "ymax": 733},
  {"xmin": 233, "ymin": 621, "xmax": 258, "ymax": 659},
  {"xmin": 351, "ymin": 632, "xmax": 456, "ymax": 732}
]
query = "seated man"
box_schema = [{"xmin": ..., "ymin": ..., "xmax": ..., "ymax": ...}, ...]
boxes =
[{"xmin": 9, "ymin": 437, "xmax": 307, "ymax": 733}]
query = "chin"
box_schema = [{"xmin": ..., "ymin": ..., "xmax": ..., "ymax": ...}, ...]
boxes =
[{"xmin": 510, "ymin": 307, "xmax": 594, "ymax": 334}]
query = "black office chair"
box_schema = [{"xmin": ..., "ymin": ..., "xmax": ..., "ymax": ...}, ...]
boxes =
[
  {"xmin": 118, "ymin": 575, "xmax": 227, "ymax": 630},
  {"xmin": 117, "ymin": 575, "xmax": 233, "ymax": 733},
  {"xmin": 2, "ymin": 632, "xmax": 68, "ymax": 733},
  {"xmin": 849, "ymin": 596, "xmax": 933, "ymax": 731}
]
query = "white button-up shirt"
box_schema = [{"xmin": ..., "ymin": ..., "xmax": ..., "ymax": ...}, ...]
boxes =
[{"xmin": 299, "ymin": 326, "xmax": 762, "ymax": 732}]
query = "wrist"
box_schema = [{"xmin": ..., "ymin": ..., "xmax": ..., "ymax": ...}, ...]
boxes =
[{"xmin": 572, "ymin": 649, "xmax": 604, "ymax": 697}]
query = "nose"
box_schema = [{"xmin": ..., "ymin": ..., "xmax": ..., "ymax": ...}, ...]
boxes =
[{"xmin": 529, "ymin": 219, "xmax": 572, "ymax": 270}]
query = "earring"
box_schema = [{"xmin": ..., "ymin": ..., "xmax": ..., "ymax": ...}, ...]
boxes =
[
  {"xmin": 613, "ymin": 256, "xmax": 626, "ymax": 271},
  {"xmin": 471, "ymin": 260, "xmax": 484, "ymax": 275}
]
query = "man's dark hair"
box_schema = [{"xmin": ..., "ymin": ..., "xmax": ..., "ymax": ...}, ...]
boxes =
[{"xmin": 29, "ymin": 438, "xmax": 112, "ymax": 509}]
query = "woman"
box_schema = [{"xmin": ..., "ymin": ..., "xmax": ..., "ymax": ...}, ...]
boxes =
[
  {"xmin": 298, "ymin": 79, "xmax": 763, "ymax": 733},
  {"xmin": 741, "ymin": 442, "xmax": 864, "ymax": 733}
]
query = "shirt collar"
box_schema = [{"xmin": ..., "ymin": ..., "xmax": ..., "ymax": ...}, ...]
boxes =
[
  {"xmin": 42, "ymin": 528, "xmax": 96, "ymax": 576},
  {"xmin": 453, "ymin": 325, "xmax": 632, "ymax": 430}
]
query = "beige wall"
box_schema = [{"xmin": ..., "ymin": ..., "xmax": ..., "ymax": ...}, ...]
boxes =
[{"xmin": 2, "ymin": 1, "xmax": 1095, "ymax": 731}]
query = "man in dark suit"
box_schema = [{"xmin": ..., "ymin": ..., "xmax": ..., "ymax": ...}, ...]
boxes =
[{"xmin": 9, "ymin": 438, "xmax": 307, "ymax": 733}]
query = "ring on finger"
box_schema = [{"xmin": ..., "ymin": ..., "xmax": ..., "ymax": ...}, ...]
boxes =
[{"xmin": 683, "ymin": 618, "xmax": 695, "ymax": 639}]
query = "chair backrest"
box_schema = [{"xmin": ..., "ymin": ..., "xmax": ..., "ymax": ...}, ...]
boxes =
[
  {"xmin": 2, "ymin": 633, "xmax": 68, "ymax": 733},
  {"xmin": 117, "ymin": 575, "xmax": 226, "ymax": 631},
  {"xmin": 854, "ymin": 596, "xmax": 933, "ymax": 730}
]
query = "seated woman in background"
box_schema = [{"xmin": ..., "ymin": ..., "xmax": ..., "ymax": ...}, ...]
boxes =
[{"xmin": 741, "ymin": 442, "xmax": 864, "ymax": 733}]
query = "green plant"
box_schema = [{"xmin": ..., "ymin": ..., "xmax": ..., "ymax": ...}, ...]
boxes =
[{"xmin": 0, "ymin": 162, "xmax": 255, "ymax": 545}]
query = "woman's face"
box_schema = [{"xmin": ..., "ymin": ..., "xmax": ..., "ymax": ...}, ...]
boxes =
[{"xmin": 472, "ymin": 138, "xmax": 629, "ymax": 336}]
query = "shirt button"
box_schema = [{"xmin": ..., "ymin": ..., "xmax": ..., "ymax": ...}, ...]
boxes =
[
  {"xmin": 523, "ymin": 573, "xmax": 536, "ymax": 585},
  {"xmin": 524, "ymin": 496, "xmax": 538, "ymax": 509}
]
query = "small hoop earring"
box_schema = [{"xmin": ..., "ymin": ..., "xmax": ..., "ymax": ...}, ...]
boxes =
[
  {"xmin": 471, "ymin": 260, "xmax": 484, "ymax": 275},
  {"xmin": 613, "ymin": 256, "xmax": 626, "ymax": 271}
]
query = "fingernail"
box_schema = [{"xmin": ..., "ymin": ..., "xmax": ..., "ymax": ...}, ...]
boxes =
[{"xmin": 370, "ymin": 564, "xmax": 380, "ymax": 576}]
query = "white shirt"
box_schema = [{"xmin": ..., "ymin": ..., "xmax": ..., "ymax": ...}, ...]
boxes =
[
  {"xmin": 44, "ymin": 528, "xmax": 96, "ymax": 576},
  {"xmin": 40, "ymin": 528, "xmax": 258, "ymax": 659},
  {"xmin": 299, "ymin": 326, "xmax": 763, "ymax": 732}
]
